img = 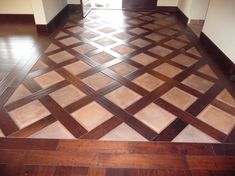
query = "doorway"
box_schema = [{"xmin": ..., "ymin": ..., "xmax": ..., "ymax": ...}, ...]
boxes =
[{"xmin": 91, "ymin": 0, "xmax": 122, "ymax": 9}]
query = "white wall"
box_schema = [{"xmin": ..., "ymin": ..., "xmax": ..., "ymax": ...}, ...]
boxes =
[
  {"xmin": 178, "ymin": 0, "xmax": 192, "ymax": 17},
  {"xmin": 157, "ymin": 0, "xmax": 178, "ymax": 6},
  {"xmin": 0, "ymin": 0, "xmax": 33, "ymax": 14},
  {"xmin": 203, "ymin": 0, "xmax": 235, "ymax": 63},
  {"xmin": 67, "ymin": 0, "xmax": 80, "ymax": 4}
]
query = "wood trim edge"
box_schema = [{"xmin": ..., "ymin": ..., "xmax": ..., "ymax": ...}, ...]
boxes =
[
  {"xmin": 0, "ymin": 14, "xmax": 35, "ymax": 24},
  {"xmin": 199, "ymin": 32, "xmax": 235, "ymax": 81}
]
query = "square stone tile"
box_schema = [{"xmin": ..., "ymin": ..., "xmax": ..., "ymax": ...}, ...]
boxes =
[
  {"xmin": 130, "ymin": 53, "xmax": 156, "ymax": 66},
  {"xmin": 82, "ymin": 72, "xmax": 114, "ymax": 91},
  {"xmin": 161, "ymin": 87, "xmax": 198, "ymax": 110},
  {"xmin": 182, "ymin": 74, "xmax": 214, "ymax": 93},
  {"xmin": 50, "ymin": 85, "xmax": 86, "ymax": 107},
  {"xmin": 130, "ymin": 39, "xmax": 151, "ymax": 48},
  {"xmin": 90, "ymin": 52, "xmax": 115, "ymax": 64},
  {"xmin": 71, "ymin": 102, "xmax": 113, "ymax": 131},
  {"xmin": 129, "ymin": 28, "xmax": 148, "ymax": 35},
  {"xmin": 95, "ymin": 37, "xmax": 116, "ymax": 46},
  {"xmin": 171, "ymin": 54, "xmax": 198, "ymax": 67},
  {"xmin": 30, "ymin": 121, "xmax": 75, "ymax": 139},
  {"xmin": 187, "ymin": 47, "xmax": 201, "ymax": 57},
  {"xmin": 216, "ymin": 89, "xmax": 235, "ymax": 108},
  {"xmin": 105, "ymin": 86, "xmax": 142, "ymax": 109},
  {"xmin": 109, "ymin": 62, "xmax": 137, "ymax": 76},
  {"xmin": 142, "ymin": 23, "xmax": 161, "ymax": 30},
  {"xmin": 64, "ymin": 61, "xmax": 91, "ymax": 75},
  {"xmin": 148, "ymin": 46, "xmax": 173, "ymax": 57},
  {"xmin": 55, "ymin": 31, "xmax": 68, "ymax": 39},
  {"xmin": 128, "ymin": 19, "xmax": 144, "ymax": 25},
  {"xmin": 164, "ymin": 39, "xmax": 187, "ymax": 49},
  {"xmin": 7, "ymin": 84, "xmax": 31, "ymax": 104},
  {"xmin": 111, "ymin": 45, "xmax": 135, "ymax": 55},
  {"xmin": 134, "ymin": 103, "xmax": 176, "ymax": 133},
  {"xmin": 158, "ymin": 28, "xmax": 178, "ymax": 36},
  {"xmin": 145, "ymin": 33, "xmax": 165, "ymax": 42},
  {"xmin": 45, "ymin": 43, "xmax": 60, "ymax": 53},
  {"xmin": 31, "ymin": 60, "xmax": 48, "ymax": 72},
  {"xmin": 133, "ymin": 73, "xmax": 164, "ymax": 91},
  {"xmin": 197, "ymin": 105, "xmax": 235, "ymax": 134},
  {"xmin": 49, "ymin": 51, "xmax": 74, "ymax": 64},
  {"xmin": 73, "ymin": 44, "xmax": 96, "ymax": 55},
  {"xmin": 154, "ymin": 63, "xmax": 183, "ymax": 78},
  {"xmin": 172, "ymin": 125, "xmax": 219, "ymax": 143},
  {"xmin": 59, "ymin": 37, "xmax": 80, "ymax": 46},
  {"xmin": 198, "ymin": 65, "xmax": 217, "ymax": 79},
  {"xmin": 113, "ymin": 32, "xmax": 133, "ymax": 40},
  {"xmin": 80, "ymin": 31, "xmax": 99, "ymax": 39},
  {"xmin": 67, "ymin": 26, "xmax": 84, "ymax": 33},
  {"xmin": 100, "ymin": 123, "xmax": 147, "ymax": 141},
  {"xmin": 98, "ymin": 27, "xmax": 116, "ymax": 33},
  {"xmin": 34, "ymin": 71, "xmax": 64, "ymax": 88},
  {"xmin": 9, "ymin": 100, "xmax": 50, "ymax": 129}
]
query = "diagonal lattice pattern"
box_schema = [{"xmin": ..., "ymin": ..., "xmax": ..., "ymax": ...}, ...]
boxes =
[{"xmin": 1, "ymin": 10, "xmax": 235, "ymax": 143}]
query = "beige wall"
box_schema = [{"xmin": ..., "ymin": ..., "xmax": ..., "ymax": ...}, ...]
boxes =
[
  {"xmin": 67, "ymin": 0, "xmax": 80, "ymax": 4},
  {"xmin": 203, "ymin": 0, "xmax": 235, "ymax": 63},
  {"xmin": 157, "ymin": 0, "xmax": 178, "ymax": 6},
  {"xmin": 178, "ymin": 0, "xmax": 192, "ymax": 17},
  {"xmin": 0, "ymin": 0, "xmax": 33, "ymax": 14}
]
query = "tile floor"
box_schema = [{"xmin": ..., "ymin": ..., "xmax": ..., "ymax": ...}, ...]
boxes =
[{"xmin": 1, "ymin": 10, "xmax": 235, "ymax": 143}]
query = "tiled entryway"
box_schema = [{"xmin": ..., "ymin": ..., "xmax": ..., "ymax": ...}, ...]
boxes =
[{"xmin": 1, "ymin": 10, "xmax": 235, "ymax": 143}]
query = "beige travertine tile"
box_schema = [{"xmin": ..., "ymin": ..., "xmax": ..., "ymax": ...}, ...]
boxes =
[
  {"xmin": 67, "ymin": 26, "xmax": 84, "ymax": 33},
  {"xmin": 161, "ymin": 87, "xmax": 197, "ymax": 110},
  {"xmin": 80, "ymin": 31, "xmax": 99, "ymax": 39},
  {"xmin": 49, "ymin": 51, "xmax": 74, "ymax": 64},
  {"xmin": 95, "ymin": 37, "xmax": 116, "ymax": 46},
  {"xmin": 172, "ymin": 125, "xmax": 219, "ymax": 143},
  {"xmin": 130, "ymin": 53, "xmax": 156, "ymax": 66},
  {"xmin": 216, "ymin": 89, "xmax": 235, "ymax": 108},
  {"xmin": 105, "ymin": 86, "xmax": 142, "ymax": 109},
  {"xmin": 82, "ymin": 72, "xmax": 114, "ymax": 91},
  {"xmin": 110, "ymin": 62, "xmax": 137, "ymax": 76},
  {"xmin": 100, "ymin": 123, "xmax": 147, "ymax": 141},
  {"xmin": 130, "ymin": 39, "xmax": 151, "ymax": 48},
  {"xmin": 7, "ymin": 84, "xmax": 31, "ymax": 104},
  {"xmin": 198, "ymin": 65, "xmax": 217, "ymax": 79},
  {"xmin": 73, "ymin": 44, "xmax": 96, "ymax": 55},
  {"xmin": 145, "ymin": 33, "xmax": 165, "ymax": 42},
  {"xmin": 31, "ymin": 60, "xmax": 48, "ymax": 72},
  {"xmin": 59, "ymin": 37, "xmax": 80, "ymax": 46},
  {"xmin": 9, "ymin": 100, "xmax": 50, "ymax": 129},
  {"xmin": 135, "ymin": 103, "xmax": 176, "ymax": 133},
  {"xmin": 55, "ymin": 31, "xmax": 68, "ymax": 39},
  {"xmin": 158, "ymin": 28, "xmax": 177, "ymax": 36},
  {"xmin": 71, "ymin": 102, "xmax": 113, "ymax": 131},
  {"xmin": 177, "ymin": 35, "xmax": 190, "ymax": 42},
  {"xmin": 90, "ymin": 52, "xmax": 114, "ymax": 64},
  {"xmin": 197, "ymin": 105, "xmax": 235, "ymax": 134},
  {"xmin": 128, "ymin": 19, "xmax": 144, "ymax": 25},
  {"xmin": 129, "ymin": 27, "xmax": 147, "ymax": 35},
  {"xmin": 154, "ymin": 63, "xmax": 183, "ymax": 78},
  {"xmin": 45, "ymin": 43, "xmax": 60, "ymax": 53},
  {"xmin": 113, "ymin": 32, "xmax": 133, "ymax": 40},
  {"xmin": 50, "ymin": 85, "xmax": 86, "ymax": 107},
  {"xmin": 182, "ymin": 74, "xmax": 214, "ymax": 93},
  {"xmin": 0, "ymin": 129, "xmax": 4, "ymax": 137},
  {"xmin": 111, "ymin": 45, "xmax": 135, "ymax": 55},
  {"xmin": 34, "ymin": 71, "xmax": 64, "ymax": 88},
  {"xmin": 164, "ymin": 39, "xmax": 187, "ymax": 49},
  {"xmin": 64, "ymin": 61, "xmax": 91, "ymax": 75},
  {"xmin": 187, "ymin": 47, "xmax": 201, "ymax": 57},
  {"xmin": 143, "ymin": 23, "xmax": 161, "ymax": 30},
  {"xmin": 148, "ymin": 46, "xmax": 173, "ymax": 57},
  {"xmin": 171, "ymin": 54, "xmax": 198, "ymax": 67},
  {"xmin": 133, "ymin": 73, "xmax": 164, "ymax": 91},
  {"xmin": 30, "ymin": 121, "xmax": 75, "ymax": 139},
  {"xmin": 99, "ymin": 27, "xmax": 116, "ymax": 33}
]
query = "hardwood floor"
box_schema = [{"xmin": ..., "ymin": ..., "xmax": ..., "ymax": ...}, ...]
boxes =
[{"xmin": 0, "ymin": 9, "xmax": 235, "ymax": 175}]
